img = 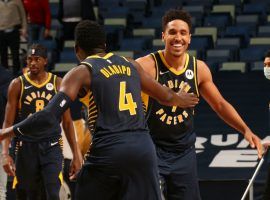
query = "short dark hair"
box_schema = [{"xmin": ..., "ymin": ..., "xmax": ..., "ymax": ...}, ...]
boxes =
[
  {"xmin": 28, "ymin": 43, "xmax": 47, "ymax": 58},
  {"xmin": 162, "ymin": 9, "xmax": 192, "ymax": 32},
  {"xmin": 265, "ymin": 50, "xmax": 270, "ymax": 58},
  {"xmin": 75, "ymin": 20, "xmax": 106, "ymax": 54}
]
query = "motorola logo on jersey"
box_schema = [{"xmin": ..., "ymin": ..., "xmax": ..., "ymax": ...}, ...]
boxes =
[
  {"xmin": 185, "ymin": 69, "xmax": 194, "ymax": 80},
  {"xmin": 46, "ymin": 83, "xmax": 54, "ymax": 91}
]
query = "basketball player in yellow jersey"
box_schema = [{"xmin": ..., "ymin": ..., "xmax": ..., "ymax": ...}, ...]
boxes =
[
  {"xmin": 136, "ymin": 9, "xmax": 263, "ymax": 200},
  {"xmin": 1, "ymin": 44, "xmax": 81, "ymax": 200}
]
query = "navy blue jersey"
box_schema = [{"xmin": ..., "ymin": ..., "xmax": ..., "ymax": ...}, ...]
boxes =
[
  {"xmin": 17, "ymin": 72, "xmax": 60, "ymax": 141},
  {"xmin": 143, "ymin": 51, "xmax": 199, "ymax": 152},
  {"xmin": 81, "ymin": 53, "xmax": 148, "ymax": 143}
]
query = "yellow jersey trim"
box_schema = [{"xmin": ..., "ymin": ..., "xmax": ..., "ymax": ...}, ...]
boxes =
[
  {"xmin": 53, "ymin": 75, "xmax": 58, "ymax": 93},
  {"xmin": 59, "ymin": 172, "xmax": 63, "ymax": 185},
  {"xmin": 121, "ymin": 56, "xmax": 129, "ymax": 62},
  {"xmin": 141, "ymin": 52, "xmax": 159, "ymax": 111},
  {"xmin": 158, "ymin": 51, "xmax": 189, "ymax": 75},
  {"xmin": 18, "ymin": 76, "xmax": 24, "ymax": 109},
  {"xmin": 193, "ymin": 57, "xmax": 199, "ymax": 97},
  {"xmin": 152, "ymin": 53, "xmax": 159, "ymax": 81},
  {"xmin": 24, "ymin": 72, "xmax": 52, "ymax": 88},
  {"xmin": 86, "ymin": 52, "xmax": 114, "ymax": 60}
]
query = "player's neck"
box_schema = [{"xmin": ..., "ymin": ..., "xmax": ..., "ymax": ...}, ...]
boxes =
[
  {"xmin": 28, "ymin": 71, "xmax": 48, "ymax": 84},
  {"xmin": 163, "ymin": 51, "xmax": 186, "ymax": 71}
]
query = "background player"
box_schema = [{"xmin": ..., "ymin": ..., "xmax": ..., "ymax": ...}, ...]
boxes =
[{"xmin": 1, "ymin": 44, "xmax": 81, "ymax": 200}]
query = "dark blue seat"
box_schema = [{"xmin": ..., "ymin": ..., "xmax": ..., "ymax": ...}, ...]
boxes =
[
  {"xmin": 239, "ymin": 47, "xmax": 266, "ymax": 63},
  {"xmin": 257, "ymin": 26, "xmax": 270, "ymax": 37},
  {"xmin": 206, "ymin": 49, "xmax": 232, "ymax": 71},
  {"xmin": 100, "ymin": 7, "xmax": 128, "ymax": 18},
  {"xmin": 242, "ymin": 3, "xmax": 267, "ymax": 15},
  {"xmin": 189, "ymin": 35, "xmax": 213, "ymax": 60},
  {"xmin": 60, "ymin": 48, "xmax": 77, "ymax": 63},
  {"xmin": 189, "ymin": 35, "xmax": 213, "ymax": 50},
  {"xmin": 223, "ymin": 26, "xmax": 250, "ymax": 45},
  {"xmin": 235, "ymin": 15, "xmax": 258, "ymax": 36},
  {"xmin": 142, "ymin": 17, "xmax": 161, "ymax": 37},
  {"xmin": 204, "ymin": 13, "xmax": 232, "ymax": 34},
  {"xmin": 120, "ymin": 38, "xmax": 149, "ymax": 51}
]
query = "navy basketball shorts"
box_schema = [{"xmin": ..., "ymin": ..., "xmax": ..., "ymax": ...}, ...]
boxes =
[
  {"xmin": 75, "ymin": 131, "xmax": 162, "ymax": 200},
  {"xmin": 157, "ymin": 146, "xmax": 201, "ymax": 200},
  {"xmin": 14, "ymin": 139, "xmax": 63, "ymax": 197}
]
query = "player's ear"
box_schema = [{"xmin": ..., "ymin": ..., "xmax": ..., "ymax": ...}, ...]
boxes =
[
  {"xmin": 44, "ymin": 58, "xmax": 48, "ymax": 65},
  {"xmin": 162, "ymin": 32, "xmax": 165, "ymax": 42}
]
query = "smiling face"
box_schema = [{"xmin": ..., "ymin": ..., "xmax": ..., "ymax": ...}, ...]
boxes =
[{"xmin": 162, "ymin": 19, "xmax": 191, "ymax": 58}]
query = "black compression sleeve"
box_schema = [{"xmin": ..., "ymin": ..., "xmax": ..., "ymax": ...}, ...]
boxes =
[
  {"xmin": 44, "ymin": 91, "xmax": 72, "ymax": 119},
  {"xmin": 13, "ymin": 109, "xmax": 60, "ymax": 138},
  {"xmin": 13, "ymin": 92, "xmax": 72, "ymax": 138}
]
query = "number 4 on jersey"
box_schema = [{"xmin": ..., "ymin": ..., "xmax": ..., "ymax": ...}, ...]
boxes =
[{"xmin": 119, "ymin": 81, "xmax": 137, "ymax": 115}]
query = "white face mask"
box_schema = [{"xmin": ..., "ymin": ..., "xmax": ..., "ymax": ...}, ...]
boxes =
[{"xmin": 264, "ymin": 66, "xmax": 270, "ymax": 80}]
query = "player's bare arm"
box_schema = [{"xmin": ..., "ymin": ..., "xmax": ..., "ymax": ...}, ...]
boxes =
[
  {"xmin": 0, "ymin": 65, "xmax": 92, "ymax": 142},
  {"xmin": 131, "ymin": 59, "xmax": 199, "ymax": 108},
  {"xmin": 56, "ymin": 76, "xmax": 83, "ymax": 179},
  {"xmin": 59, "ymin": 65, "xmax": 91, "ymax": 101},
  {"xmin": 197, "ymin": 60, "xmax": 263, "ymax": 158},
  {"xmin": 1, "ymin": 78, "xmax": 21, "ymax": 176}
]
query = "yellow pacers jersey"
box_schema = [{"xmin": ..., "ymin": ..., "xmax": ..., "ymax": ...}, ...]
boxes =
[
  {"xmin": 143, "ymin": 51, "xmax": 199, "ymax": 152},
  {"xmin": 17, "ymin": 72, "xmax": 58, "ymax": 141}
]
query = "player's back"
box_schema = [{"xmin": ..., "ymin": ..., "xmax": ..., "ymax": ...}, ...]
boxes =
[{"xmin": 81, "ymin": 53, "xmax": 147, "ymax": 139}]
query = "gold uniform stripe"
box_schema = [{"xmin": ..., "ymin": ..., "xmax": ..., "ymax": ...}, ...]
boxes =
[
  {"xmin": 193, "ymin": 56, "xmax": 200, "ymax": 97},
  {"xmin": 86, "ymin": 52, "xmax": 114, "ymax": 60},
  {"xmin": 141, "ymin": 52, "xmax": 159, "ymax": 111},
  {"xmin": 121, "ymin": 56, "xmax": 129, "ymax": 62},
  {"xmin": 53, "ymin": 75, "xmax": 58, "ymax": 93},
  {"xmin": 12, "ymin": 176, "xmax": 18, "ymax": 189},
  {"xmin": 19, "ymin": 76, "xmax": 24, "ymax": 109},
  {"xmin": 81, "ymin": 62, "xmax": 93, "ymax": 69},
  {"xmin": 24, "ymin": 72, "xmax": 52, "ymax": 88},
  {"xmin": 141, "ymin": 92, "xmax": 149, "ymax": 112},
  {"xmin": 79, "ymin": 91, "xmax": 91, "ymax": 108},
  {"xmin": 158, "ymin": 51, "xmax": 189, "ymax": 75},
  {"xmin": 58, "ymin": 172, "xmax": 63, "ymax": 185}
]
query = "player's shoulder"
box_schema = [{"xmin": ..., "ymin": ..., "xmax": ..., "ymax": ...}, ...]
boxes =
[{"xmin": 135, "ymin": 53, "xmax": 155, "ymax": 71}]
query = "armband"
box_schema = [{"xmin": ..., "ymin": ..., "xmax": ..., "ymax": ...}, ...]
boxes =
[{"xmin": 44, "ymin": 91, "xmax": 72, "ymax": 119}]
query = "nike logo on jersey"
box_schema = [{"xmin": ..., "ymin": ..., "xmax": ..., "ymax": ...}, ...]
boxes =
[
  {"xmin": 159, "ymin": 71, "xmax": 169, "ymax": 75},
  {"xmin": 51, "ymin": 141, "xmax": 58, "ymax": 146},
  {"xmin": 16, "ymin": 127, "xmax": 24, "ymax": 135},
  {"xmin": 24, "ymin": 85, "xmax": 33, "ymax": 89}
]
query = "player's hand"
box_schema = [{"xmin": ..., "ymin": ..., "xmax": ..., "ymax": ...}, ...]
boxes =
[
  {"xmin": 0, "ymin": 127, "xmax": 15, "ymax": 141},
  {"xmin": 176, "ymin": 91, "xmax": 199, "ymax": 108},
  {"xmin": 244, "ymin": 130, "xmax": 263, "ymax": 159},
  {"xmin": 2, "ymin": 154, "xmax": 16, "ymax": 176},
  {"xmin": 69, "ymin": 152, "xmax": 83, "ymax": 181}
]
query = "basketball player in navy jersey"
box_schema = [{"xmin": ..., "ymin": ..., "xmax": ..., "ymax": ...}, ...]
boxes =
[
  {"xmin": 136, "ymin": 8, "xmax": 263, "ymax": 200},
  {"xmin": 0, "ymin": 20, "xmax": 199, "ymax": 200},
  {"xmin": 1, "ymin": 44, "xmax": 81, "ymax": 200}
]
